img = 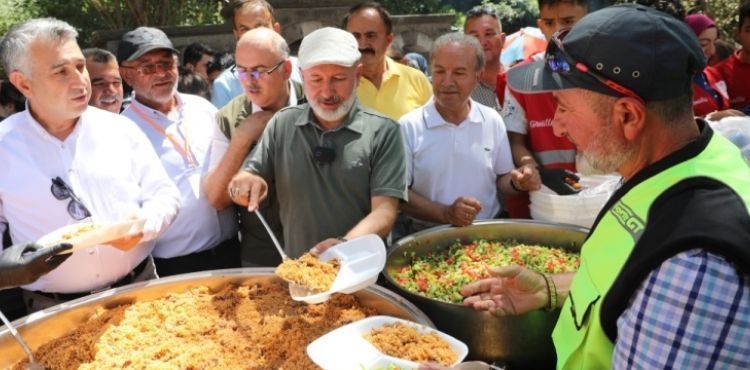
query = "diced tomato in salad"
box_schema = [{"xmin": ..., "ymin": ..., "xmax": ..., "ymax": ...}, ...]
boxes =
[{"xmin": 392, "ymin": 239, "xmax": 580, "ymax": 304}]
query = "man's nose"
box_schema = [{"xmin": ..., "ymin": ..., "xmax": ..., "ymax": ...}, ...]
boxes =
[{"xmin": 551, "ymin": 115, "xmax": 566, "ymax": 138}]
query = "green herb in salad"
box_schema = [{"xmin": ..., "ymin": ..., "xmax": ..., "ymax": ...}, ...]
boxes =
[{"xmin": 392, "ymin": 239, "xmax": 580, "ymax": 303}]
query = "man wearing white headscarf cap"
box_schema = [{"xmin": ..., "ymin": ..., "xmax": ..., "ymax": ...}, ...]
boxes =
[{"xmin": 228, "ymin": 27, "xmax": 407, "ymax": 258}]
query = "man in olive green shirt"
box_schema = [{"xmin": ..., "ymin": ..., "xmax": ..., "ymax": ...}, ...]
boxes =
[
  {"xmin": 228, "ymin": 27, "xmax": 406, "ymax": 257},
  {"xmin": 205, "ymin": 28, "xmax": 304, "ymax": 266}
]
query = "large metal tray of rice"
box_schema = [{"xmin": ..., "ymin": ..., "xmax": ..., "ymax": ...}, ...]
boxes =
[{"xmin": 0, "ymin": 268, "xmax": 432, "ymax": 369}]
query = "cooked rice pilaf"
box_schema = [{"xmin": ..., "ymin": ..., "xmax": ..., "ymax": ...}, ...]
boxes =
[
  {"xmin": 276, "ymin": 252, "xmax": 341, "ymax": 292},
  {"xmin": 364, "ymin": 322, "xmax": 457, "ymax": 366},
  {"xmin": 13, "ymin": 282, "xmax": 375, "ymax": 370}
]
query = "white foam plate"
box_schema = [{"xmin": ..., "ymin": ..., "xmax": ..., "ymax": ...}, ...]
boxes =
[
  {"xmin": 307, "ymin": 315, "xmax": 468, "ymax": 370},
  {"xmin": 37, "ymin": 219, "xmax": 146, "ymax": 254},
  {"xmin": 289, "ymin": 234, "xmax": 386, "ymax": 304}
]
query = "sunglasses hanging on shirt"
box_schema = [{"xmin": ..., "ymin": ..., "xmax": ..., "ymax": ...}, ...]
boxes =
[{"xmin": 50, "ymin": 177, "xmax": 92, "ymax": 220}]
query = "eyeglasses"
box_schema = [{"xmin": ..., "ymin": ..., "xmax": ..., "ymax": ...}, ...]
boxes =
[
  {"xmin": 51, "ymin": 177, "xmax": 91, "ymax": 220},
  {"xmin": 122, "ymin": 60, "xmax": 176, "ymax": 75},
  {"xmin": 235, "ymin": 60, "xmax": 285, "ymax": 81},
  {"xmin": 546, "ymin": 28, "xmax": 644, "ymax": 102}
]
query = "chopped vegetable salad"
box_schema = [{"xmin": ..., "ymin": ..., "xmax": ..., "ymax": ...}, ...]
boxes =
[{"xmin": 392, "ymin": 239, "xmax": 580, "ymax": 303}]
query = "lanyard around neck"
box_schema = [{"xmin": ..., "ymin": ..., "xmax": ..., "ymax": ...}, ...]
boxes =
[{"xmin": 131, "ymin": 102, "xmax": 197, "ymax": 168}]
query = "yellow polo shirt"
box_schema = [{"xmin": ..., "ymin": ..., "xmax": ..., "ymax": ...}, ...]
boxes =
[{"xmin": 356, "ymin": 57, "xmax": 432, "ymax": 121}]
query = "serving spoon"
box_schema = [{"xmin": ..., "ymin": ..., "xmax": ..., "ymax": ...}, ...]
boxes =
[
  {"xmin": 254, "ymin": 209, "xmax": 289, "ymax": 261},
  {"xmin": 0, "ymin": 308, "xmax": 44, "ymax": 370}
]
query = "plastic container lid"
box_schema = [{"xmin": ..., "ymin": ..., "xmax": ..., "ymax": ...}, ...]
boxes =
[
  {"xmin": 289, "ymin": 234, "xmax": 386, "ymax": 304},
  {"xmin": 307, "ymin": 315, "xmax": 468, "ymax": 370}
]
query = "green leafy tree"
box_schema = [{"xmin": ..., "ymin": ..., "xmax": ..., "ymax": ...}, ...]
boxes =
[
  {"xmin": 380, "ymin": 0, "xmax": 452, "ymax": 14},
  {"xmin": 487, "ymin": 0, "xmax": 539, "ymax": 34},
  {"xmin": 0, "ymin": 0, "xmax": 223, "ymax": 46},
  {"xmin": 613, "ymin": 0, "xmax": 740, "ymax": 46}
]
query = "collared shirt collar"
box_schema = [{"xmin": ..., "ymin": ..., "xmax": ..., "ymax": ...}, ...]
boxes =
[
  {"xmin": 293, "ymin": 99, "xmax": 365, "ymax": 134},
  {"xmin": 130, "ymin": 93, "xmax": 184, "ymax": 121},
  {"xmin": 422, "ymin": 98, "xmax": 484, "ymax": 129},
  {"xmin": 251, "ymin": 80, "xmax": 298, "ymax": 114},
  {"xmin": 382, "ymin": 56, "xmax": 402, "ymax": 80},
  {"xmin": 24, "ymin": 103, "xmax": 83, "ymax": 144}
]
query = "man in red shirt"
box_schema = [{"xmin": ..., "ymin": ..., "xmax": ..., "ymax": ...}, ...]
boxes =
[
  {"xmin": 501, "ymin": 0, "xmax": 589, "ymax": 217},
  {"xmin": 706, "ymin": 0, "xmax": 750, "ymax": 115}
]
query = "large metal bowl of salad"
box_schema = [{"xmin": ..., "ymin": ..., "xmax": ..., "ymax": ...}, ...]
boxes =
[{"xmin": 383, "ymin": 219, "xmax": 589, "ymax": 369}]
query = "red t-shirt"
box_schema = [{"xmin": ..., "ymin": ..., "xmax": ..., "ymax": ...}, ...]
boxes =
[
  {"xmin": 496, "ymin": 72, "xmax": 507, "ymax": 109},
  {"xmin": 691, "ymin": 70, "xmax": 730, "ymax": 117},
  {"xmin": 705, "ymin": 50, "xmax": 750, "ymax": 111}
]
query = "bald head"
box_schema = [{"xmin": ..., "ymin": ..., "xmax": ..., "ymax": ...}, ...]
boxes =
[
  {"xmin": 236, "ymin": 26, "xmax": 289, "ymax": 60},
  {"xmin": 234, "ymin": 26, "xmax": 292, "ymax": 111}
]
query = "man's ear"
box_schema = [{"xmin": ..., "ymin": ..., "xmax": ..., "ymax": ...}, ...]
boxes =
[
  {"xmin": 614, "ymin": 97, "xmax": 646, "ymax": 141},
  {"xmin": 273, "ymin": 22, "xmax": 281, "ymax": 33},
  {"xmin": 119, "ymin": 67, "xmax": 134, "ymax": 86},
  {"xmin": 281, "ymin": 59, "xmax": 293, "ymax": 79},
  {"xmin": 8, "ymin": 71, "xmax": 32, "ymax": 99},
  {"xmin": 386, "ymin": 33, "xmax": 394, "ymax": 46}
]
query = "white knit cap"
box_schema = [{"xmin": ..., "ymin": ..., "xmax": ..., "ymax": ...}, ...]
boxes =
[{"xmin": 298, "ymin": 27, "xmax": 361, "ymax": 70}]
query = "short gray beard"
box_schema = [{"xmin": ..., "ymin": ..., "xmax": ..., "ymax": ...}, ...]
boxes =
[
  {"xmin": 583, "ymin": 117, "xmax": 636, "ymax": 174},
  {"xmin": 309, "ymin": 92, "xmax": 356, "ymax": 123}
]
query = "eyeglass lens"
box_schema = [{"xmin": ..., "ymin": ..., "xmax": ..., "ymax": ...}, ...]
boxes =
[
  {"xmin": 238, "ymin": 60, "xmax": 284, "ymax": 81},
  {"xmin": 137, "ymin": 60, "xmax": 174, "ymax": 75},
  {"xmin": 51, "ymin": 177, "xmax": 91, "ymax": 220}
]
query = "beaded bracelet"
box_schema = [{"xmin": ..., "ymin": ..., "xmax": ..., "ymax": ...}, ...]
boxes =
[{"xmin": 539, "ymin": 273, "xmax": 558, "ymax": 311}]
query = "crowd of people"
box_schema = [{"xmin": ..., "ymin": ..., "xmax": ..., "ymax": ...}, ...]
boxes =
[{"xmin": 1, "ymin": 0, "xmax": 749, "ymax": 368}]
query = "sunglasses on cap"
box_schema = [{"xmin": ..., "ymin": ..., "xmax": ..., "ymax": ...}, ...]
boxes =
[{"xmin": 546, "ymin": 28, "xmax": 644, "ymax": 103}]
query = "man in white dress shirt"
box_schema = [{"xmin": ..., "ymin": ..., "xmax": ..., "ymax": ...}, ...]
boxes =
[
  {"xmin": 0, "ymin": 18, "xmax": 181, "ymax": 312},
  {"xmin": 118, "ymin": 27, "xmax": 240, "ymax": 276},
  {"xmin": 399, "ymin": 33, "xmax": 539, "ymax": 233}
]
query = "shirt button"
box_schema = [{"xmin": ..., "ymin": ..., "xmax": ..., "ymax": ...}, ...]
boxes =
[{"xmin": 95, "ymin": 273, "xmax": 100, "ymax": 278}]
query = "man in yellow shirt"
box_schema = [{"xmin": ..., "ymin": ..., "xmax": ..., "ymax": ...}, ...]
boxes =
[{"xmin": 344, "ymin": 1, "xmax": 432, "ymax": 121}]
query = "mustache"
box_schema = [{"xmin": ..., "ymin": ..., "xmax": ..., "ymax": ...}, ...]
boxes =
[
  {"xmin": 317, "ymin": 96, "xmax": 342, "ymax": 105},
  {"xmin": 359, "ymin": 48, "xmax": 375, "ymax": 55}
]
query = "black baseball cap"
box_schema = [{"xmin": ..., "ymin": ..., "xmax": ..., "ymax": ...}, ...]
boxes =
[
  {"xmin": 507, "ymin": 4, "xmax": 705, "ymax": 102},
  {"xmin": 117, "ymin": 27, "xmax": 179, "ymax": 63}
]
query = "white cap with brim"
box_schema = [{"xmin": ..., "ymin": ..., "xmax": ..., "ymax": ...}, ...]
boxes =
[{"xmin": 298, "ymin": 27, "xmax": 361, "ymax": 70}]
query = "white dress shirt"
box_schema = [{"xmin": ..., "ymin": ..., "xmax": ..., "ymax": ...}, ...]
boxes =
[
  {"xmin": 400, "ymin": 99, "xmax": 515, "ymax": 219},
  {"xmin": 207, "ymin": 81, "xmax": 298, "ymax": 171},
  {"xmin": 0, "ymin": 106, "xmax": 180, "ymax": 293},
  {"xmin": 122, "ymin": 94, "xmax": 237, "ymax": 259}
]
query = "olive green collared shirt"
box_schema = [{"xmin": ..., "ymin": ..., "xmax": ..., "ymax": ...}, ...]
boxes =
[{"xmin": 243, "ymin": 101, "xmax": 407, "ymax": 257}]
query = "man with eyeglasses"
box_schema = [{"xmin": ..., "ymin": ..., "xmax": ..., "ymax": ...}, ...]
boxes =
[
  {"xmin": 211, "ymin": 0, "xmax": 302, "ymax": 109},
  {"xmin": 118, "ymin": 27, "xmax": 241, "ymax": 276},
  {"xmin": 429, "ymin": 5, "xmax": 750, "ymax": 370},
  {"xmin": 204, "ymin": 28, "xmax": 305, "ymax": 267},
  {"xmin": 228, "ymin": 27, "xmax": 406, "ymax": 258},
  {"xmin": 0, "ymin": 18, "xmax": 181, "ymax": 312}
]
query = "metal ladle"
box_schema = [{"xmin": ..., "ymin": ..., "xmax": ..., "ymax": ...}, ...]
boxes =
[
  {"xmin": 254, "ymin": 209, "xmax": 289, "ymax": 261},
  {"xmin": 0, "ymin": 308, "xmax": 44, "ymax": 370}
]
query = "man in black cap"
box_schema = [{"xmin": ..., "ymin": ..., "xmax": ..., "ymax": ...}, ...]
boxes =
[
  {"xmin": 429, "ymin": 4, "xmax": 750, "ymax": 369},
  {"xmin": 118, "ymin": 27, "xmax": 241, "ymax": 276}
]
